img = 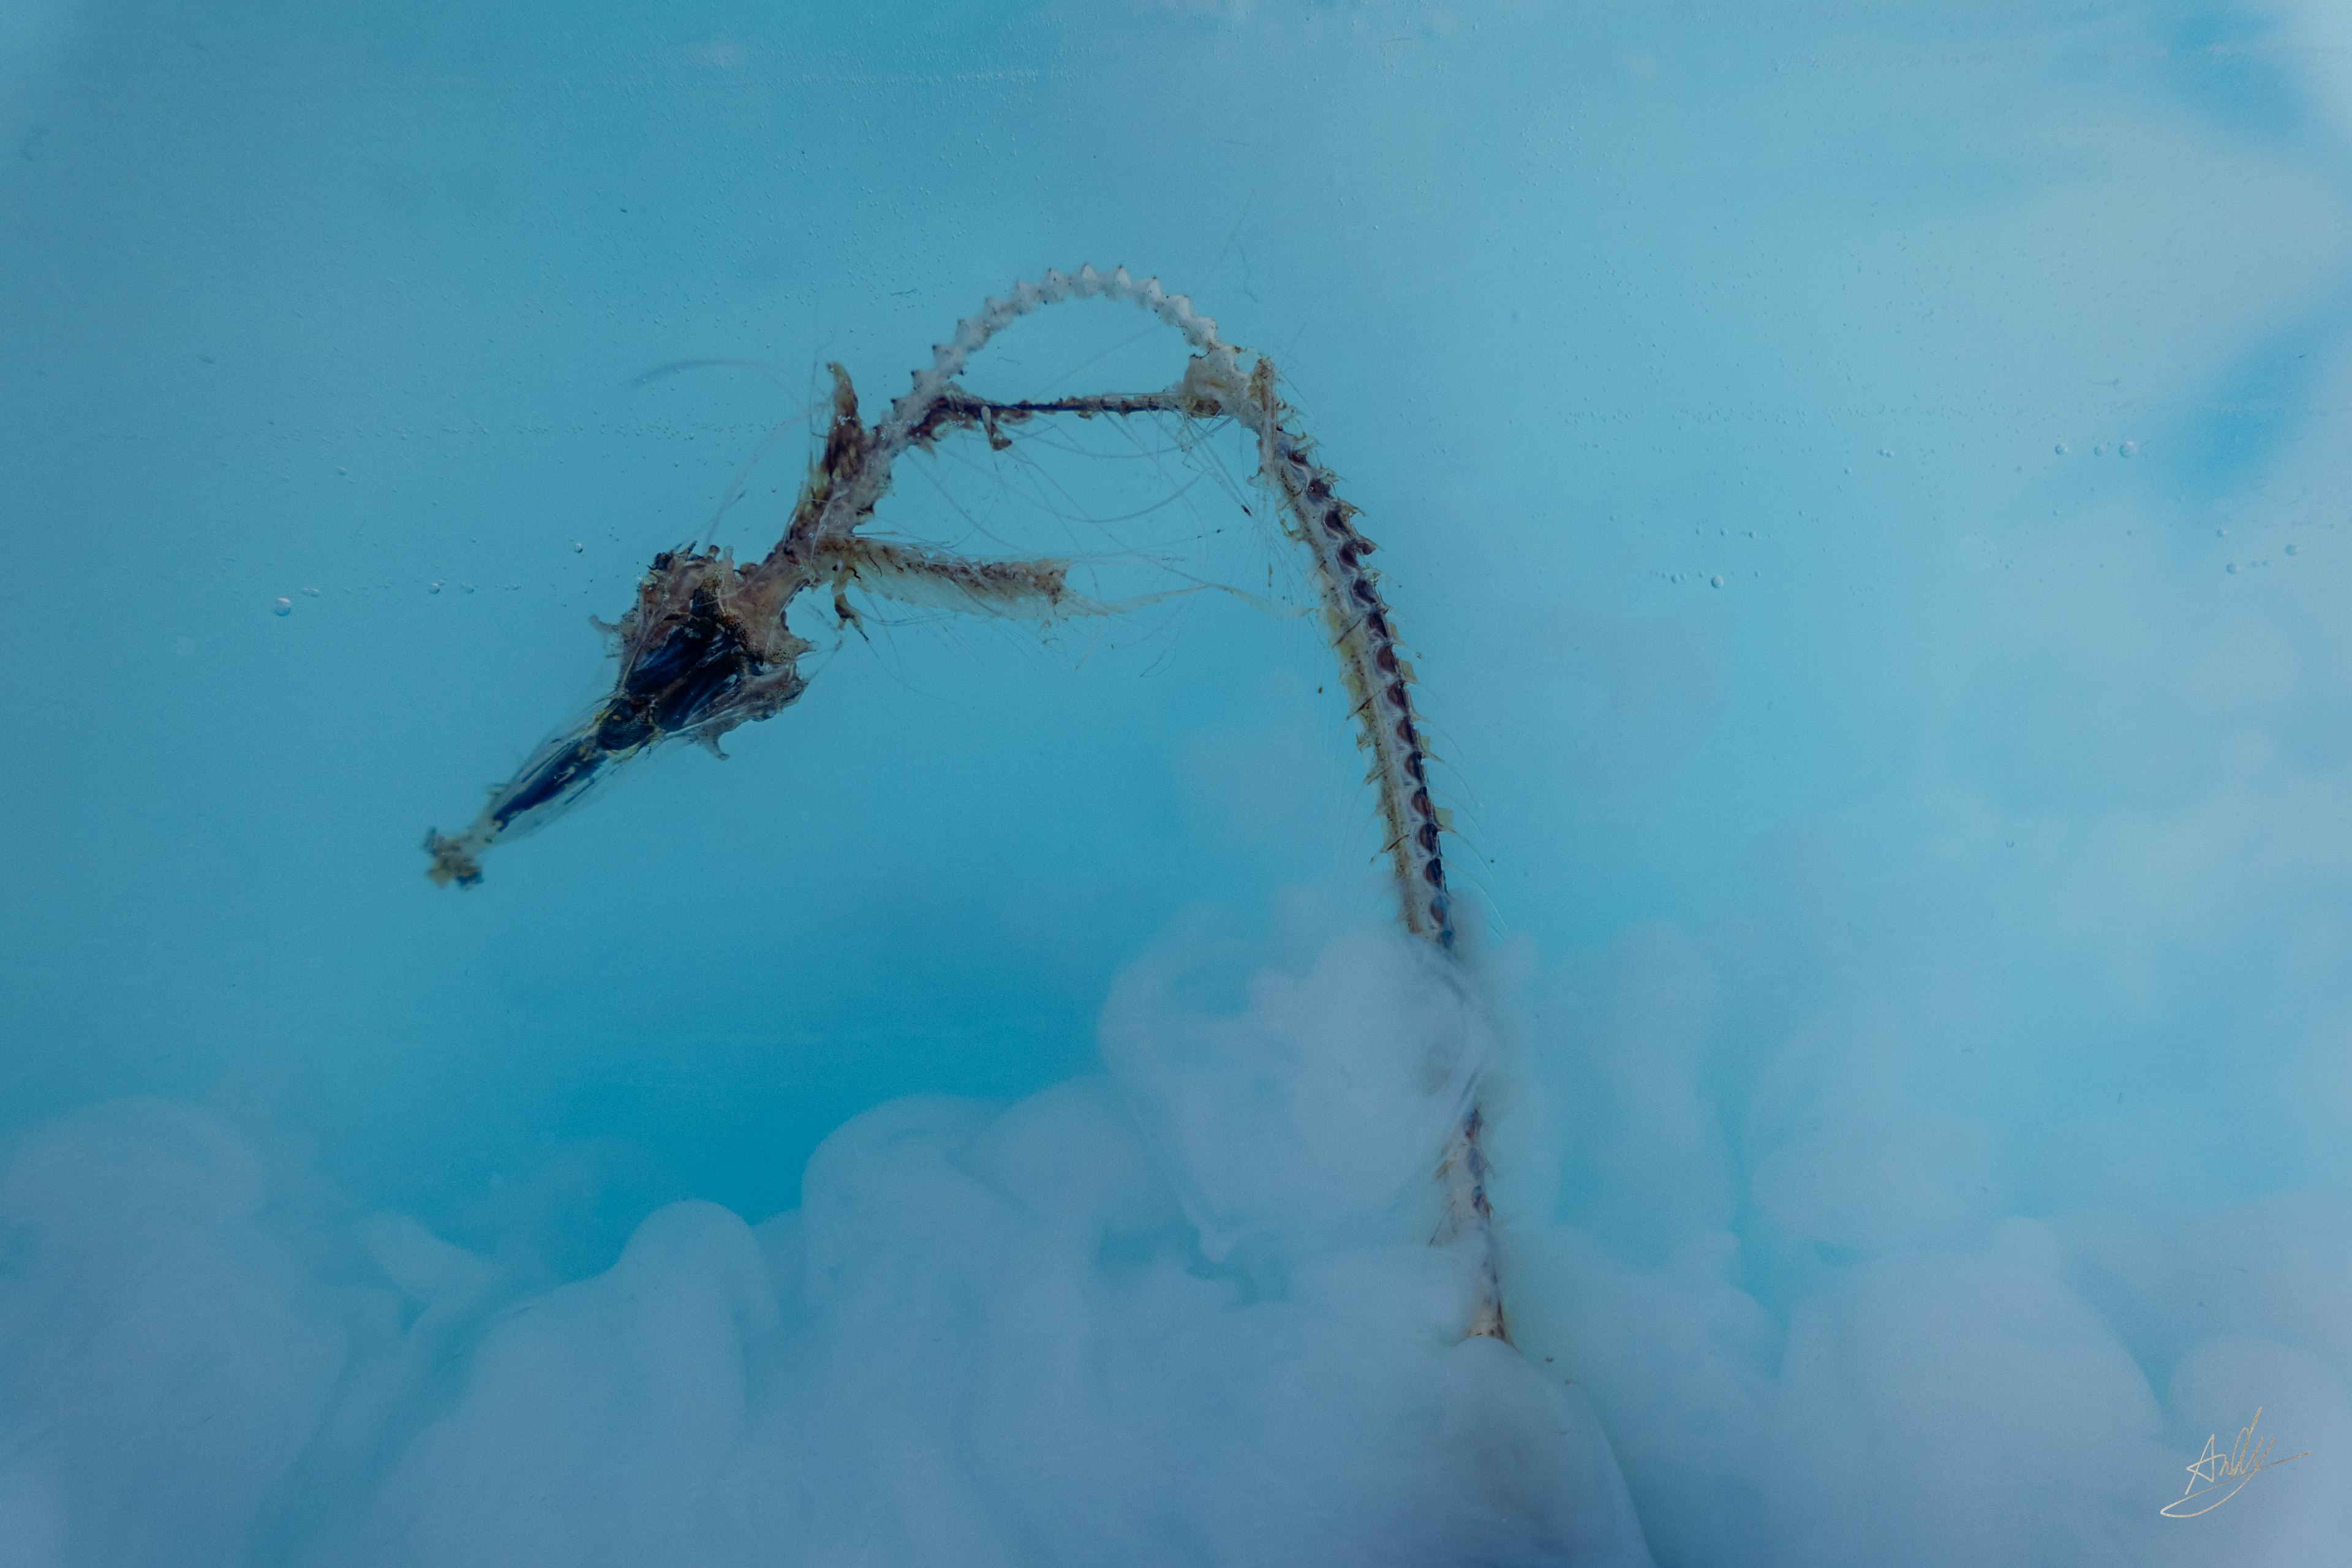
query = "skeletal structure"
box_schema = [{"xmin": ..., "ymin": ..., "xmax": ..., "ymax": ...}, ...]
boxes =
[{"xmin": 423, "ymin": 267, "xmax": 1506, "ymax": 1341}]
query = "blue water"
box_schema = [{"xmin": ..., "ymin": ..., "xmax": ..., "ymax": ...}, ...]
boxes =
[{"xmin": 5, "ymin": 1, "xmax": 2350, "ymax": 1563}]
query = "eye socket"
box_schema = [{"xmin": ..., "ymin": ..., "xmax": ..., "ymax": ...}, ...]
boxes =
[{"xmin": 623, "ymin": 614, "xmax": 723, "ymax": 695}]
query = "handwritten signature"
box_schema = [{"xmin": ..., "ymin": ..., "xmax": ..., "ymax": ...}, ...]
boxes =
[{"xmin": 2162, "ymin": 1406, "xmax": 2309, "ymax": 1518}]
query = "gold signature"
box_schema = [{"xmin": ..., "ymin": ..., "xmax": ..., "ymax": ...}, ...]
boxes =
[{"xmin": 2162, "ymin": 1406, "xmax": 2310, "ymax": 1518}]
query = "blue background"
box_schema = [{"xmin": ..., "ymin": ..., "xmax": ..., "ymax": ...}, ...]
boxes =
[{"xmin": 5, "ymin": 1, "xmax": 2351, "ymax": 1560}]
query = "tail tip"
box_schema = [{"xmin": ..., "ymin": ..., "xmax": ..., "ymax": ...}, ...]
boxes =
[{"xmin": 422, "ymin": 829, "xmax": 484, "ymax": 889}]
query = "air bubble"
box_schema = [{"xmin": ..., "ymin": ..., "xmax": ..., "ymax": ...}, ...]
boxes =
[
  {"xmin": 2054, "ymin": 443, "xmax": 2068, "ymax": 456},
  {"xmin": 1710, "ymin": 575, "xmax": 1724, "ymax": 588},
  {"xmin": 273, "ymin": 597, "xmax": 292, "ymax": 616},
  {"xmin": 429, "ymin": 581, "xmax": 443, "ymax": 594},
  {"xmin": 2226, "ymin": 562, "xmax": 2239, "ymax": 573},
  {"xmin": 2119, "ymin": 441, "xmax": 2136, "ymax": 458},
  {"xmin": 573, "ymin": 541, "xmax": 584, "ymax": 552}
]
